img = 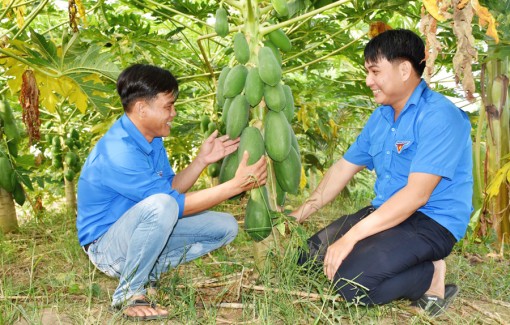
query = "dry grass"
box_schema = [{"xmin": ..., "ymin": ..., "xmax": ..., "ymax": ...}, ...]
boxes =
[{"xmin": 1, "ymin": 197, "xmax": 509, "ymax": 324}]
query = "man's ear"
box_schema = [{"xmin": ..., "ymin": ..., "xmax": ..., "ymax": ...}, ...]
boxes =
[
  {"xmin": 134, "ymin": 100, "xmax": 147, "ymax": 118},
  {"xmin": 399, "ymin": 60, "xmax": 413, "ymax": 82}
]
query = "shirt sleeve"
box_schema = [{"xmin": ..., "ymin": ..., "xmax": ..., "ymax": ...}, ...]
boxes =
[
  {"xmin": 410, "ymin": 106, "xmax": 471, "ymax": 180},
  {"xmin": 343, "ymin": 113, "xmax": 376, "ymax": 170},
  {"xmin": 102, "ymin": 147, "xmax": 186, "ymax": 217}
]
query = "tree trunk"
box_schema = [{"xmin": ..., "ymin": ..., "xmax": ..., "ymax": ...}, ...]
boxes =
[
  {"xmin": 64, "ymin": 177, "xmax": 77, "ymax": 213},
  {"xmin": 481, "ymin": 57, "xmax": 510, "ymax": 244},
  {"xmin": 0, "ymin": 187, "xmax": 18, "ymax": 233}
]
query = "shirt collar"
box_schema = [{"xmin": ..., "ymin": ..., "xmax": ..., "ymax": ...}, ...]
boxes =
[
  {"xmin": 379, "ymin": 79, "xmax": 428, "ymax": 123},
  {"xmin": 120, "ymin": 114, "xmax": 153, "ymax": 155}
]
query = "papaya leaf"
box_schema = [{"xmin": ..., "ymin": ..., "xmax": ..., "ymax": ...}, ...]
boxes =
[{"xmin": 15, "ymin": 155, "xmax": 35, "ymax": 169}]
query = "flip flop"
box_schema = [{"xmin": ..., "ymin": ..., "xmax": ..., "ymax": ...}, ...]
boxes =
[
  {"xmin": 112, "ymin": 298, "xmax": 169, "ymax": 321},
  {"xmin": 412, "ymin": 284, "xmax": 460, "ymax": 317}
]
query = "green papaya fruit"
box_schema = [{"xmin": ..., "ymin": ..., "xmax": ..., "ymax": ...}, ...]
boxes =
[
  {"xmin": 271, "ymin": 0, "xmax": 289, "ymax": 16},
  {"xmin": 264, "ymin": 83, "xmax": 286, "ymax": 112},
  {"xmin": 233, "ymin": 32, "xmax": 250, "ymax": 65},
  {"xmin": 275, "ymin": 179, "xmax": 286, "ymax": 207},
  {"xmin": 216, "ymin": 67, "xmax": 231, "ymax": 107},
  {"xmin": 264, "ymin": 111, "xmax": 291, "ymax": 162},
  {"xmin": 12, "ymin": 181, "xmax": 25, "ymax": 206},
  {"xmin": 52, "ymin": 153, "xmax": 63, "ymax": 169},
  {"xmin": 226, "ymin": 94, "xmax": 249, "ymax": 139},
  {"xmin": 65, "ymin": 151, "xmax": 79, "ymax": 167},
  {"xmin": 215, "ymin": 7, "xmax": 229, "ymax": 37},
  {"xmin": 0, "ymin": 157, "xmax": 15, "ymax": 193},
  {"xmin": 263, "ymin": 40, "xmax": 282, "ymax": 66},
  {"xmin": 200, "ymin": 115, "xmax": 211, "ymax": 133},
  {"xmin": 245, "ymin": 68, "xmax": 264, "ymax": 107},
  {"xmin": 52, "ymin": 136, "xmax": 62, "ymax": 148},
  {"xmin": 64, "ymin": 169, "xmax": 76, "ymax": 181},
  {"xmin": 268, "ymin": 28, "xmax": 292, "ymax": 52},
  {"xmin": 290, "ymin": 126, "xmax": 300, "ymax": 156},
  {"xmin": 245, "ymin": 186, "xmax": 272, "ymax": 242},
  {"xmin": 273, "ymin": 146, "xmax": 301, "ymax": 194},
  {"xmin": 282, "ymin": 85, "xmax": 295, "ymax": 122},
  {"xmin": 208, "ymin": 162, "xmax": 221, "ymax": 178},
  {"xmin": 206, "ymin": 121, "xmax": 217, "ymax": 137},
  {"xmin": 70, "ymin": 128, "xmax": 80, "ymax": 140},
  {"xmin": 238, "ymin": 127, "xmax": 265, "ymax": 166},
  {"xmin": 219, "ymin": 152, "xmax": 239, "ymax": 184},
  {"xmin": 221, "ymin": 97, "xmax": 233, "ymax": 123},
  {"xmin": 258, "ymin": 47, "xmax": 282, "ymax": 87},
  {"xmin": 224, "ymin": 65, "xmax": 248, "ymax": 98}
]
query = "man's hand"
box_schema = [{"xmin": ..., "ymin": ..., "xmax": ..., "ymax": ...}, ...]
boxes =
[
  {"xmin": 234, "ymin": 151, "xmax": 267, "ymax": 191},
  {"xmin": 197, "ymin": 130, "xmax": 240, "ymax": 165},
  {"xmin": 323, "ymin": 235, "xmax": 356, "ymax": 280}
]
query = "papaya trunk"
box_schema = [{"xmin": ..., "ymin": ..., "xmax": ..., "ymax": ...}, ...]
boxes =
[
  {"xmin": 0, "ymin": 187, "xmax": 18, "ymax": 233},
  {"xmin": 64, "ymin": 178, "xmax": 77, "ymax": 212},
  {"xmin": 481, "ymin": 57, "xmax": 510, "ymax": 244}
]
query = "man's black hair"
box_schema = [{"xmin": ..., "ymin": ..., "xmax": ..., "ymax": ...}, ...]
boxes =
[
  {"xmin": 116, "ymin": 64, "xmax": 179, "ymax": 111},
  {"xmin": 364, "ymin": 29, "xmax": 426, "ymax": 77}
]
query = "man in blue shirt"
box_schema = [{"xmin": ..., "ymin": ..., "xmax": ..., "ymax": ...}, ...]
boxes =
[
  {"xmin": 77, "ymin": 64, "xmax": 267, "ymax": 320},
  {"xmin": 291, "ymin": 29, "xmax": 472, "ymax": 316}
]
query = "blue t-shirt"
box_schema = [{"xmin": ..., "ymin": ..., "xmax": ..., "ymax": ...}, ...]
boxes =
[
  {"xmin": 76, "ymin": 114, "xmax": 186, "ymax": 245},
  {"xmin": 344, "ymin": 80, "xmax": 473, "ymax": 241}
]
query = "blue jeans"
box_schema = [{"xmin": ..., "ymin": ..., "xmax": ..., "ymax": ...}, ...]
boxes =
[{"xmin": 85, "ymin": 194, "xmax": 238, "ymax": 306}]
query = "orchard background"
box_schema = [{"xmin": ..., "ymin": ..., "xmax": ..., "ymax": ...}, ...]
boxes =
[{"xmin": 0, "ymin": 1, "xmax": 509, "ymax": 324}]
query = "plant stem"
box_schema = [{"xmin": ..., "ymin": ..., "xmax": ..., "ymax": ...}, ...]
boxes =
[
  {"xmin": 259, "ymin": 0, "xmax": 350, "ymax": 36},
  {"xmin": 284, "ymin": 32, "xmax": 366, "ymax": 74},
  {"xmin": 13, "ymin": 0, "xmax": 50, "ymax": 40}
]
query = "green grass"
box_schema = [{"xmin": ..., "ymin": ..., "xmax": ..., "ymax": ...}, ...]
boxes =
[{"xmin": 1, "ymin": 196, "xmax": 509, "ymax": 324}]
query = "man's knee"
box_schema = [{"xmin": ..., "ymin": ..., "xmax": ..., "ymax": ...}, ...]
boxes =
[
  {"xmin": 221, "ymin": 213, "xmax": 239, "ymax": 245},
  {"xmin": 142, "ymin": 194, "xmax": 179, "ymax": 227}
]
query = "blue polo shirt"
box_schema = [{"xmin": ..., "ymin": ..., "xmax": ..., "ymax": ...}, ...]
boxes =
[
  {"xmin": 76, "ymin": 114, "xmax": 186, "ymax": 246},
  {"xmin": 344, "ymin": 80, "xmax": 473, "ymax": 241}
]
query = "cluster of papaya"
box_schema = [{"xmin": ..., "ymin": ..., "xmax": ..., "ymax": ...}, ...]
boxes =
[
  {"xmin": 47, "ymin": 127, "xmax": 81, "ymax": 182},
  {"xmin": 214, "ymin": 3, "xmax": 301, "ymax": 242},
  {"xmin": 0, "ymin": 100, "xmax": 25, "ymax": 205}
]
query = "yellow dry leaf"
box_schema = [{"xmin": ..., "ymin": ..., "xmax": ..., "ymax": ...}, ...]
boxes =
[
  {"xmin": 4, "ymin": 62, "xmax": 26, "ymax": 95},
  {"xmin": 14, "ymin": 6, "xmax": 25, "ymax": 29},
  {"xmin": 35, "ymin": 73, "xmax": 59, "ymax": 112},
  {"xmin": 296, "ymin": 104, "xmax": 309, "ymax": 132},
  {"xmin": 67, "ymin": 86, "xmax": 88, "ymax": 113},
  {"xmin": 299, "ymin": 165, "xmax": 307, "ymax": 190},
  {"xmin": 83, "ymin": 74, "xmax": 104, "ymax": 85},
  {"xmin": 368, "ymin": 21, "xmax": 392, "ymax": 39},
  {"xmin": 472, "ymin": 0, "xmax": 499, "ymax": 43},
  {"xmin": 456, "ymin": 0, "xmax": 469, "ymax": 9},
  {"xmin": 75, "ymin": 0, "xmax": 88, "ymax": 26},
  {"xmin": 328, "ymin": 118, "xmax": 338, "ymax": 138},
  {"xmin": 422, "ymin": 0, "xmax": 446, "ymax": 22}
]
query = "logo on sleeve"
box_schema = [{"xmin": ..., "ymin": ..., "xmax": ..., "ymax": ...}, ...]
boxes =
[{"xmin": 395, "ymin": 141, "xmax": 411, "ymax": 154}]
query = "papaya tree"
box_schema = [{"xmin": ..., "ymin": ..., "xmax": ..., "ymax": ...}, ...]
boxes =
[
  {"xmin": 475, "ymin": 0, "xmax": 510, "ymax": 244},
  {"xmin": 0, "ymin": 98, "xmax": 31, "ymax": 233}
]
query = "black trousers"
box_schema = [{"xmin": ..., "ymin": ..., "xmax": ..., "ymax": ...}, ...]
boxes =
[{"xmin": 298, "ymin": 206, "xmax": 456, "ymax": 305}]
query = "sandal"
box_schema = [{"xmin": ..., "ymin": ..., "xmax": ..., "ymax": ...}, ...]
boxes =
[
  {"xmin": 112, "ymin": 298, "xmax": 169, "ymax": 321},
  {"xmin": 412, "ymin": 284, "xmax": 459, "ymax": 317}
]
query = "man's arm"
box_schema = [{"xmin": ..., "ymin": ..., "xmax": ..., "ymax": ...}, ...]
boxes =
[
  {"xmin": 290, "ymin": 158, "xmax": 364, "ymax": 223},
  {"xmin": 172, "ymin": 130, "xmax": 240, "ymax": 193},
  {"xmin": 323, "ymin": 172, "xmax": 441, "ymax": 279},
  {"xmin": 182, "ymin": 151, "xmax": 267, "ymax": 215}
]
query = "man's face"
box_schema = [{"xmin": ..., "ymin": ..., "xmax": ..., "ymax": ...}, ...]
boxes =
[
  {"xmin": 364, "ymin": 58, "xmax": 407, "ymax": 109},
  {"xmin": 142, "ymin": 92, "xmax": 177, "ymax": 140}
]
